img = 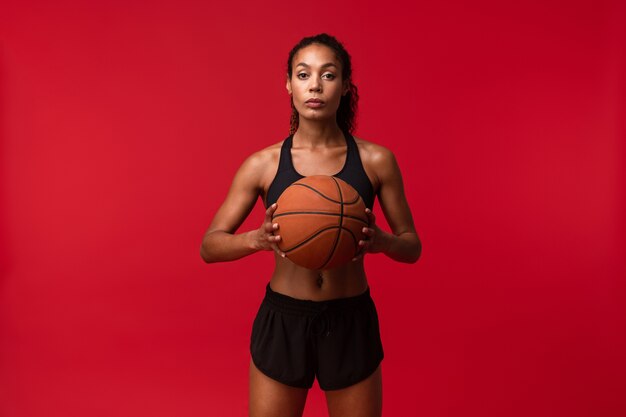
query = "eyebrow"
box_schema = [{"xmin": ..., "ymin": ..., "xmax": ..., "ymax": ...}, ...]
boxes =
[{"xmin": 295, "ymin": 62, "xmax": 338, "ymax": 69}]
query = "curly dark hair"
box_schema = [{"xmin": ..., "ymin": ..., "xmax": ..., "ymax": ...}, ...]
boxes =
[{"xmin": 286, "ymin": 33, "xmax": 359, "ymax": 136}]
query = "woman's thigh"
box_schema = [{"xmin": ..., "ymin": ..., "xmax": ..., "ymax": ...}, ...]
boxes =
[
  {"xmin": 249, "ymin": 359, "xmax": 309, "ymax": 417},
  {"xmin": 324, "ymin": 364, "xmax": 382, "ymax": 417}
]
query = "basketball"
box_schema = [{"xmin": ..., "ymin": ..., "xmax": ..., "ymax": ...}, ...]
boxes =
[{"xmin": 272, "ymin": 175, "xmax": 369, "ymax": 270}]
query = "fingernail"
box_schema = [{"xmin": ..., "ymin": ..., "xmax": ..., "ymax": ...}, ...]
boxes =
[{"xmin": 281, "ymin": 253, "xmax": 286, "ymax": 258}]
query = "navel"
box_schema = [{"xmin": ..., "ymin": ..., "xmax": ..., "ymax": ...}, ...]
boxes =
[{"xmin": 316, "ymin": 272, "xmax": 324, "ymax": 288}]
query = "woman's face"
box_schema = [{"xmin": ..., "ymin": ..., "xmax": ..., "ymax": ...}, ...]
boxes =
[{"xmin": 286, "ymin": 44, "xmax": 349, "ymax": 123}]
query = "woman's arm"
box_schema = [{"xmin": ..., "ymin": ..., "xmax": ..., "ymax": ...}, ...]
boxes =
[
  {"xmin": 358, "ymin": 146, "xmax": 422, "ymax": 263},
  {"xmin": 200, "ymin": 151, "xmax": 283, "ymax": 263}
]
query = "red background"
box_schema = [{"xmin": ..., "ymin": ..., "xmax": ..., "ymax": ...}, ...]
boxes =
[{"xmin": 1, "ymin": 1, "xmax": 625, "ymax": 416}]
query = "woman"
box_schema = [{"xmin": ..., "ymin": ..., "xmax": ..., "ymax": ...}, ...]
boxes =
[{"xmin": 200, "ymin": 33, "xmax": 421, "ymax": 417}]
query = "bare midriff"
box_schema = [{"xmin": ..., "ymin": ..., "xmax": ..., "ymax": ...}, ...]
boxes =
[{"xmin": 269, "ymin": 253, "xmax": 369, "ymax": 301}]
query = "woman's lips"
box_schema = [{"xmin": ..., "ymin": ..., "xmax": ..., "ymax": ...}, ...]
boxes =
[{"xmin": 305, "ymin": 99, "xmax": 324, "ymax": 108}]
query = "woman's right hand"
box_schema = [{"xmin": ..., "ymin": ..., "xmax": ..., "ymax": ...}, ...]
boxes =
[{"xmin": 251, "ymin": 203, "xmax": 286, "ymax": 257}]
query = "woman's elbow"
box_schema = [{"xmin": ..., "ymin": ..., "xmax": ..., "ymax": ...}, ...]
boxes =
[
  {"xmin": 200, "ymin": 243, "xmax": 213, "ymax": 263},
  {"xmin": 200, "ymin": 235, "xmax": 220, "ymax": 264},
  {"xmin": 407, "ymin": 237, "xmax": 422, "ymax": 264}
]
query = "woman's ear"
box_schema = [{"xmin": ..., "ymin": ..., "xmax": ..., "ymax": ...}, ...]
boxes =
[
  {"xmin": 342, "ymin": 79, "xmax": 350, "ymax": 96},
  {"xmin": 286, "ymin": 74, "xmax": 292, "ymax": 96}
]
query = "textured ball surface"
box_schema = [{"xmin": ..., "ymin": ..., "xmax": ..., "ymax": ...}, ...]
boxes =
[{"xmin": 272, "ymin": 175, "xmax": 369, "ymax": 270}]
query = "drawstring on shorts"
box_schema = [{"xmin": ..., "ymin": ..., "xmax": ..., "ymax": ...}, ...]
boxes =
[
  {"xmin": 306, "ymin": 304, "xmax": 332, "ymax": 337},
  {"xmin": 263, "ymin": 282, "xmax": 371, "ymax": 340}
]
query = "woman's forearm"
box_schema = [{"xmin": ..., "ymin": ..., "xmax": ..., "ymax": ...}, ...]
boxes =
[
  {"xmin": 200, "ymin": 230, "xmax": 259, "ymax": 263},
  {"xmin": 379, "ymin": 230, "xmax": 422, "ymax": 264}
]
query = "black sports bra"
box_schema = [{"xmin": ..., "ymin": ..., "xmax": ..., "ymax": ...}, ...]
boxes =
[{"xmin": 265, "ymin": 132, "xmax": 375, "ymax": 209}]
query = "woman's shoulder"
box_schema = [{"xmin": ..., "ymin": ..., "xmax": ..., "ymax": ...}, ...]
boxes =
[
  {"xmin": 233, "ymin": 139, "xmax": 285, "ymax": 189},
  {"xmin": 237, "ymin": 139, "xmax": 283, "ymax": 170},
  {"xmin": 353, "ymin": 135, "xmax": 404, "ymax": 189},
  {"xmin": 353, "ymin": 135, "xmax": 397, "ymax": 168}
]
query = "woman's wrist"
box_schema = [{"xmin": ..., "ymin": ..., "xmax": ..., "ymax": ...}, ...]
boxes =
[
  {"xmin": 245, "ymin": 229, "xmax": 262, "ymax": 252},
  {"xmin": 376, "ymin": 228, "xmax": 394, "ymax": 255}
]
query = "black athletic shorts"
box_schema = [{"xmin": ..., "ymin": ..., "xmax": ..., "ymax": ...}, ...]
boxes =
[{"xmin": 250, "ymin": 282, "xmax": 384, "ymax": 391}]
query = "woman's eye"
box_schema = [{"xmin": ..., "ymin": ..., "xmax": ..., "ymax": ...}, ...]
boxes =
[{"xmin": 297, "ymin": 73, "xmax": 335, "ymax": 80}]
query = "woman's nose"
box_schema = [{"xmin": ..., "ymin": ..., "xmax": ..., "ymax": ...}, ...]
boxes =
[{"xmin": 309, "ymin": 78, "xmax": 322, "ymax": 92}]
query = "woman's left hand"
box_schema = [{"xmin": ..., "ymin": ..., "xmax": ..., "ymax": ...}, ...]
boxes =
[{"xmin": 352, "ymin": 208, "xmax": 389, "ymax": 261}]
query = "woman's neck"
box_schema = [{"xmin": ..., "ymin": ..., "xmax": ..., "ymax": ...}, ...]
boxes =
[{"xmin": 294, "ymin": 119, "xmax": 345, "ymax": 148}]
